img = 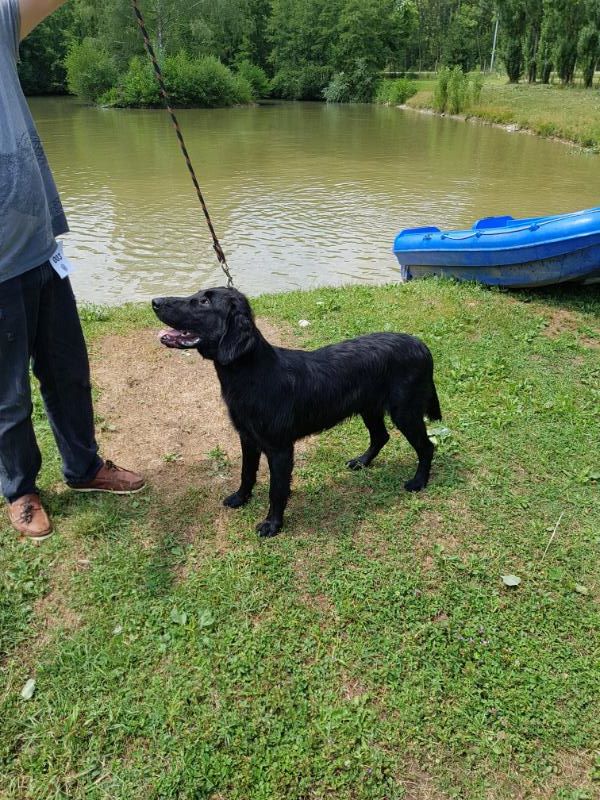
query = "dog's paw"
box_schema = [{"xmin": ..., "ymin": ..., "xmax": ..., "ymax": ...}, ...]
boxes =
[
  {"xmin": 223, "ymin": 491, "xmax": 250, "ymax": 509},
  {"xmin": 347, "ymin": 457, "xmax": 368, "ymax": 471},
  {"xmin": 256, "ymin": 520, "xmax": 282, "ymax": 538},
  {"xmin": 404, "ymin": 477, "xmax": 426, "ymax": 492}
]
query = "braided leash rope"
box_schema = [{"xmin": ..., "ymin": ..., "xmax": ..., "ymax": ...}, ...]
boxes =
[{"xmin": 131, "ymin": 0, "xmax": 234, "ymax": 288}]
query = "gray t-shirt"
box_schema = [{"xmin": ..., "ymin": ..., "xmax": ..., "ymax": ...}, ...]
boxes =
[{"xmin": 0, "ymin": 0, "xmax": 68, "ymax": 283}]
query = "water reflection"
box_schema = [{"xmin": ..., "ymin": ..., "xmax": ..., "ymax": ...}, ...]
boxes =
[{"xmin": 30, "ymin": 98, "xmax": 600, "ymax": 304}]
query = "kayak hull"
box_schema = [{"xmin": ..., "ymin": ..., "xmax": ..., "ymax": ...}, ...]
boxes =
[
  {"xmin": 403, "ymin": 246, "xmax": 600, "ymax": 288},
  {"xmin": 393, "ymin": 207, "xmax": 600, "ymax": 288}
]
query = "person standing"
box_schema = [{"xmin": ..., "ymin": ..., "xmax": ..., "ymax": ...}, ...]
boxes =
[{"xmin": 1, "ymin": 0, "xmax": 145, "ymax": 543}]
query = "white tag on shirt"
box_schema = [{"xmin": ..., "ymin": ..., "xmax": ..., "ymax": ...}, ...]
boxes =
[{"xmin": 49, "ymin": 241, "xmax": 73, "ymax": 279}]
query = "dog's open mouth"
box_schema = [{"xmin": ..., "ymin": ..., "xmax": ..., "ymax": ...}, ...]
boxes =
[{"xmin": 158, "ymin": 328, "xmax": 201, "ymax": 349}]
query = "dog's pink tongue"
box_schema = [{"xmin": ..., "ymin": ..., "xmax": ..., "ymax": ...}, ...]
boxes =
[{"xmin": 157, "ymin": 328, "xmax": 182, "ymax": 347}]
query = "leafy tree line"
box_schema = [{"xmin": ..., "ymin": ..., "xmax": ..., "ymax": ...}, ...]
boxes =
[
  {"xmin": 498, "ymin": 0, "xmax": 600, "ymax": 86},
  {"xmin": 18, "ymin": 0, "xmax": 600, "ymax": 105}
]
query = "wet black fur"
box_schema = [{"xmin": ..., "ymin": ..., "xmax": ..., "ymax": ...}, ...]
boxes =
[{"xmin": 152, "ymin": 287, "xmax": 442, "ymax": 538}]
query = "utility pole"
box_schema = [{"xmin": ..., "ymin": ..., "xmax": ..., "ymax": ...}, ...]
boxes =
[{"xmin": 489, "ymin": 15, "xmax": 499, "ymax": 73}]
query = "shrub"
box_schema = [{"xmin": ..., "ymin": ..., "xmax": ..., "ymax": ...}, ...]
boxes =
[
  {"xmin": 236, "ymin": 60, "xmax": 269, "ymax": 98},
  {"xmin": 97, "ymin": 86, "xmax": 121, "ymax": 107},
  {"xmin": 469, "ymin": 69, "xmax": 485, "ymax": 105},
  {"xmin": 323, "ymin": 59, "xmax": 377, "ymax": 103},
  {"xmin": 297, "ymin": 65, "xmax": 332, "ymax": 100},
  {"xmin": 348, "ymin": 58, "xmax": 378, "ymax": 103},
  {"xmin": 163, "ymin": 51, "xmax": 202, "ymax": 106},
  {"xmin": 167, "ymin": 53, "xmax": 239, "ymax": 107},
  {"xmin": 447, "ymin": 66, "xmax": 469, "ymax": 114},
  {"xmin": 109, "ymin": 53, "xmax": 249, "ymax": 108},
  {"xmin": 232, "ymin": 74, "xmax": 253, "ymax": 104},
  {"xmin": 375, "ymin": 78, "xmax": 417, "ymax": 105},
  {"xmin": 433, "ymin": 66, "xmax": 482, "ymax": 114},
  {"xmin": 323, "ymin": 72, "xmax": 352, "ymax": 103},
  {"xmin": 433, "ymin": 66, "xmax": 450, "ymax": 112},
  {"xmin": 116, "ymin": 56, "xmax": 160, "ymax": 107},
  {"xmin": 271, "ymin": 64, "xmax": 331, "ymax": 100},
  {"xmin": 270, "ymin": 68, "xmax": 301, "ymax": 99},
  {"xmin": 65, "ymin": 38, "xmax": 118, "ymax": 103}
]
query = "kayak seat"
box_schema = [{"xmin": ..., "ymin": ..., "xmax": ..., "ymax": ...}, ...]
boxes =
[
  {"xmin": 473, "ymin": 216, "xmax": 515, "ymax": 230},
  {"xmin": 396, "ymin": 226, "xmax": 441, "ymax": 237}
]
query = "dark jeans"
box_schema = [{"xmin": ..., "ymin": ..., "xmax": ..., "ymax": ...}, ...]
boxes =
[{"xmin": 0, "ymin": 261, "xmax": 102, "ymax": 503}]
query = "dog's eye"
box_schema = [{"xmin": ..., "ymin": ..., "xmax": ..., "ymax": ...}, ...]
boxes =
[{"xmin": 199, "ymin": 296, "xmax": 211, "ymax": 306}]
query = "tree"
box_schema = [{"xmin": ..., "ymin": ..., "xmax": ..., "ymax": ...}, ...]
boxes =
[
  {"xmin": 16, "ymin": 0, "xmax": 600, "ymax": 102},
  {"xmin": 334, "ymin": 0, "xmax": 397, "ymax": 71},
  {"xmin": 441, "ymin": 1, "xmax": 495, "ymax": 72},
  {"xmin": 497, "ymin": 0, "xmax": 526, "ymax": 82},
  {"xmin": 542, "ymin": 0, "xmax": 585, "ymax": 84},
  {"xmin": 578, "ymin": 24, "xmax": 599, "ymax": 87},
  {"xmin": 236, "ymin": 0, "xmax": 272, "ymax": 69},
  {"xmin": 381, "ymin": 0, "xmax": 416, "ymax": 71},
  {"xmin": 577, "ymin": 0, "xmax": 600, "ymax": 88},
  {"xmin": 522, "ymin": 0, "xmax": 543, "ymax": 82},
  {"xmin": 70, "ymin": 0, "xmax": 141, "ymax": 70},
  {"xmin": 18, "ymin": 4, "xmax": 73, "ymax": 93}
]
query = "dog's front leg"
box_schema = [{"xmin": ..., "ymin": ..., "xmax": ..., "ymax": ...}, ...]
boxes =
[
  {"xmin": 257, "ymin": 446, "xmax": 294, "ymax": 538},
  {"xmin": 223, "ymin": 435, "xmax": 261, "ymax": 509}
]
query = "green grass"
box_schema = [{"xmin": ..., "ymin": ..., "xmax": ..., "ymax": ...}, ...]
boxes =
[
  {"xmin": 1, "ymin": 280, "xmax": 599, "ymax": 799},
  {"xmin": 407, "ymin": 77, "xmax": 600, "ymax": 151}
]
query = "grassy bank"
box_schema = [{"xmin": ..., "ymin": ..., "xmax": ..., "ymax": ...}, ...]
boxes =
[
  {"xmin": 1, "ymin": 280, "xmax": 599, "ymax": 799},
  {"xmin": 407, "ymin": 78, "xmax": 600, "ymax": 151}
]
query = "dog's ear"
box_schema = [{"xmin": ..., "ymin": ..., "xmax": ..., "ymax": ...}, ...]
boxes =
[{"xmin": 217, "ymin": 296, "xmax": 257, "ymax": 365}]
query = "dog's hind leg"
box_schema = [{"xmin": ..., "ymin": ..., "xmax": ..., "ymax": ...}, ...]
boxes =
[
  {"xmin": 257, "ymin": 445, "xmax": 294, "ymax": 538},
  {"xmin": 347, "ymin": 413, "xmax": 390, "ymax": 470},
  {"xmin": 390, "ymin": 406, "xmax": 434, "ymax": 492},
  {"xmin": 223, "ymin": 435, "xmax": 261, "ymax": 509}
]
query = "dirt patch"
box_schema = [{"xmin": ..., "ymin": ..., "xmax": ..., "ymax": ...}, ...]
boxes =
[
  {"xmin": 579, "ymin": 335, "xmax": 600, "ymax": 350},
  {"xmin": 90, "ymin": 318, "xmax": 290, "ymax": 495},
  {"xmin": 416, "ymin": 496, "xmax": 483, "ymax": 542},
  {"xmin": 541, "ymin": 308, "xmax": 600, "ymax": 349},
  {"xmin": 535, "ymin": 749, "xmax": 599, "ymax": 797},
  {"xmin": 340, "ymin": 672, "xmax": 368, "ymax": 701},
  {"xmin": 292, "ymin": 543, "xmax": 340, "ymax": 614},
  {"xmin": 301, "ymin": 591, "xmax": 335, "ymax": 615},
  {"xmin": 396, "ymin": 748, "xmax": 597, "ymax": 800},
  {"xmin": 12, "ymin": 544, "xmax": 89, "ymax": 668},
  {"xmin": 485, "ymin": 749, "xmax": 598, "ymax": 800},
  {"xmin": 33, "ymin": 587, "xmax": 82, "ymax": 647},
  {"xmin": 350, "ymin": 495, "xmax": 474, "ymax": 566},
  {"xmin": 543, "ymin": 308, "xmax": 581, "ymax": 338},
  {"xmin": 397, "ymin": 764, "xmax": 450, "ymax": 800}
]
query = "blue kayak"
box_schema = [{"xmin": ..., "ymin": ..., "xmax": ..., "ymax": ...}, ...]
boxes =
[{"xmin": 393, "ymin": 206, "xmax": 600, "ymax": 288}]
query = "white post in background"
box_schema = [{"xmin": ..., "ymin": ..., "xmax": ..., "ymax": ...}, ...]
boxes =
[{"xmin": 489, "ymin": 16, "xmax": 499, "ymax": 73}]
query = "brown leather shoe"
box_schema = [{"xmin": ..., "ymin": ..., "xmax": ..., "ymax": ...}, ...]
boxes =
[
  {"xmin": 8, "ymin": 494, "xmax": 53, "ymax": 543},
  {"xmin": 68, "ymin": 460, "xmax": 145, "ymax": 495}
]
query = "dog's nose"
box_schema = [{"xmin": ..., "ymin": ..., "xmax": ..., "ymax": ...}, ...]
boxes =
[{"xmin": 152, "ymin": 298, "xmax": 163, "ymax": 310}]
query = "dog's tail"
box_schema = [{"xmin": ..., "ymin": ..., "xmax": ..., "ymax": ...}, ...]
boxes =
[{"xmin": 427, "ymin": 381, "xmax": 442, "ymax": 421}]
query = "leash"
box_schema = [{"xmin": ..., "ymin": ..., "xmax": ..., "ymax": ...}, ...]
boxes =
[{"xmin": 130, "ymin": 0, "xmax": 234, "ymax": 288}]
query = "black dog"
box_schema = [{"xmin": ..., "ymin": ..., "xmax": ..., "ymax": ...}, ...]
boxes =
[{"xmin": 152, "ymin": 287, "xmax": 441, "ymax": 538}]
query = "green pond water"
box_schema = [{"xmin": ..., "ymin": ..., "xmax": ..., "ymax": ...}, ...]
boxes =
[{"xmin": 30, "ymin": 96, "xmax": 600, "ymax": 304}]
